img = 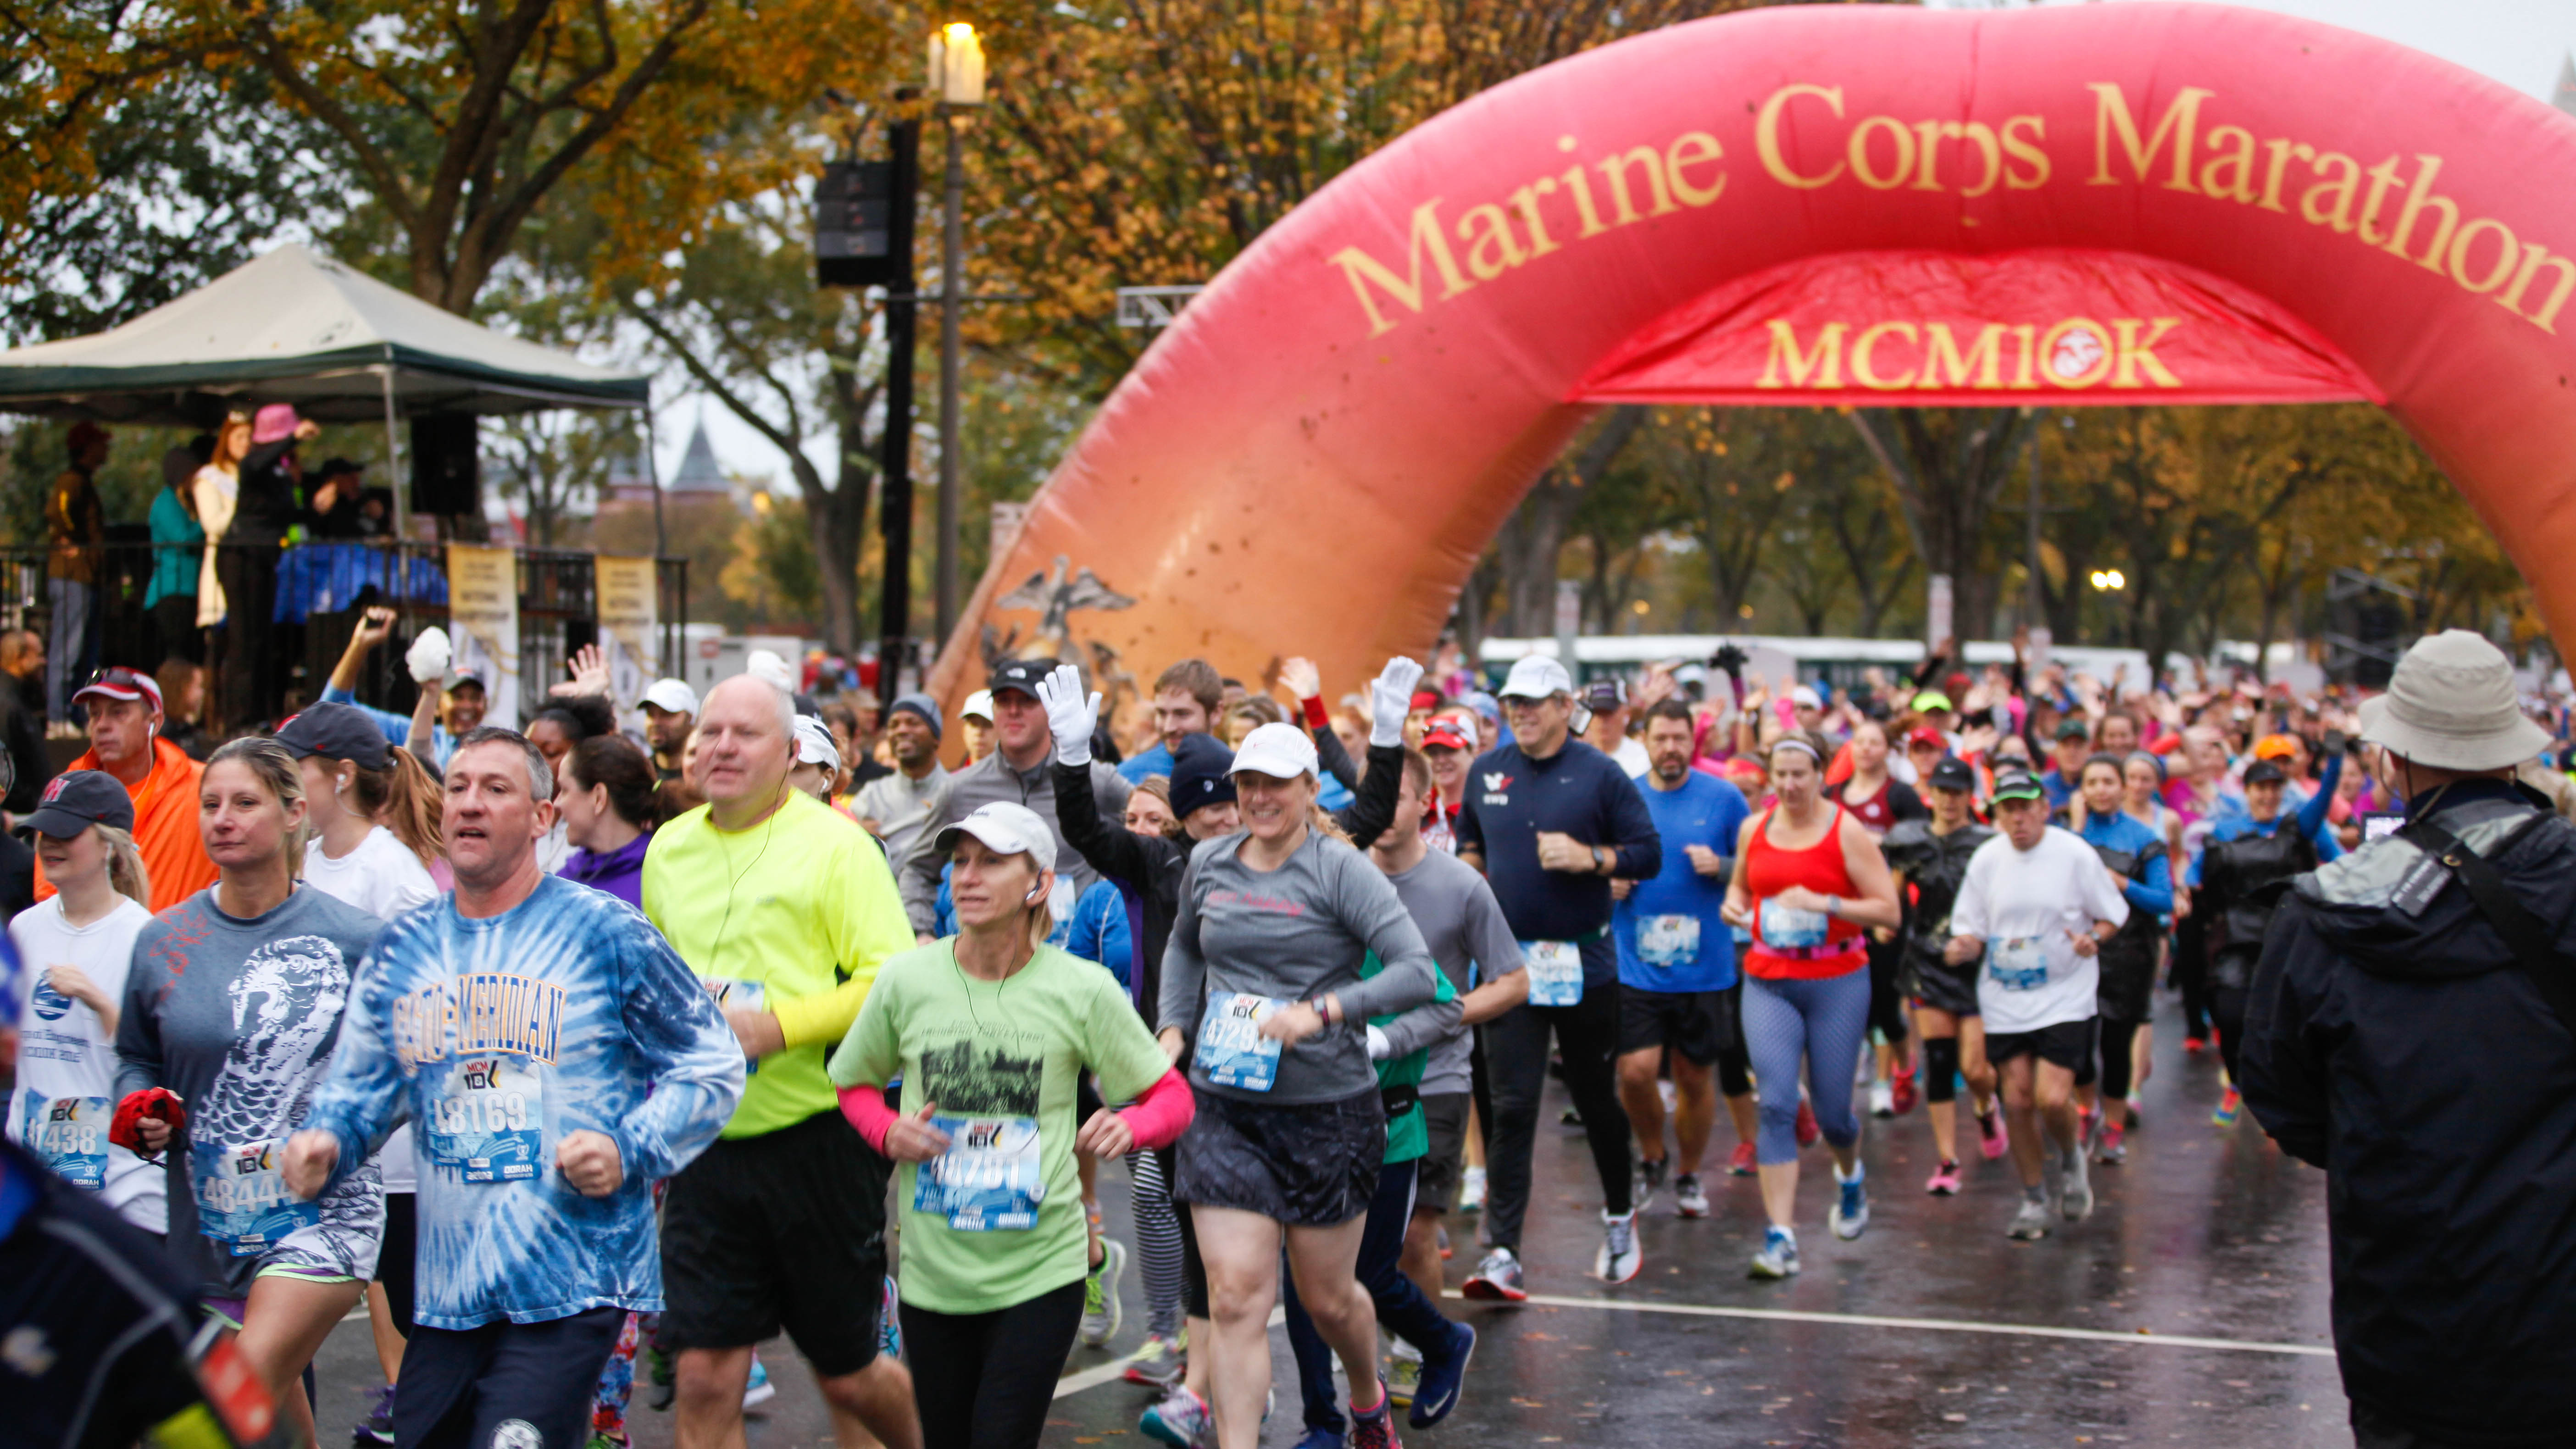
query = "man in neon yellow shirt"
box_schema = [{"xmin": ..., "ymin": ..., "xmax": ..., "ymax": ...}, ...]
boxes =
[{"xmin": 644, "ymin": 674, "xmax": 922, "ymax": 1449}]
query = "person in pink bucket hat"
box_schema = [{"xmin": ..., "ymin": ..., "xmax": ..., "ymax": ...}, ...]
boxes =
[{"xmin": 214, "ymin": 402, "xmax": 319, "ymax": 728}]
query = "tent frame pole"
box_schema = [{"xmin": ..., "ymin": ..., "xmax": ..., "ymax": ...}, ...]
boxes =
[{"xmin": 380, "ymin": 361, "xmax": 409, "ymax": 538}]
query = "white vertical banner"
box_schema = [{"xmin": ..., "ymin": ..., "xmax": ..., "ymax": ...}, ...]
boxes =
[
  {"xmin": 594, "ymin": 555, "xmax": 659, "ymax": 711},
  {"xmin": 446, "ymin": 544, "xmax": 521, "ymax": 727},
  {"xmin": 1926, "ymin": 573, "xmax": 1955, "ymax": 649}
]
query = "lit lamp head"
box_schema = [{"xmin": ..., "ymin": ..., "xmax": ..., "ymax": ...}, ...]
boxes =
[{"xmin": 928, "ymin": 22, "xmax": 986, "ymax": 107}]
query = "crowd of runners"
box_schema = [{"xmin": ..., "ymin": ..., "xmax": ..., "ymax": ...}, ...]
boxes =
[{"xmin": 4, "ymin": 624, "xmax": 2572, "ymax": 1449}]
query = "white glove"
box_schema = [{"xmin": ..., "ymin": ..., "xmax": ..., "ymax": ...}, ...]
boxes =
[
  {"xmin": 1367, "ymin": 656, "xmax": 1426, "ymax": 748},
  {"xmin": 1366, "ymin": 1024, "xmax": 1392, "ymax": 1061},
  {"xmin": 406, "ymin": 627, "xmax": 452, "ymax": 686},
  {"xmin": 1034, "ymin": 664, "xmax": 1100, "ymax": 767}
]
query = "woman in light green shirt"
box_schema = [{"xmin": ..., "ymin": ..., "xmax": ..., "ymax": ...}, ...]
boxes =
[{"xmin": 831, "ymin": 801, "xmax": 1193, "ymax": 1449}]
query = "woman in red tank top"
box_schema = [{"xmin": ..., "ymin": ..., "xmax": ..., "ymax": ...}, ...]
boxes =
[{"xmin": 1722, "ymin": 733, "xmax": 1903, "ymax": 1281}]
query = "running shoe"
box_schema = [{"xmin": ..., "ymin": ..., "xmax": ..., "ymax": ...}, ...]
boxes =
[
  {"xmin": 2212, "ymin": 1086, "xmax": 2243, "ymax": 1127},
  {"xmin": 742, "ymin": 1356, "xmax": 776, "ymax": 1410},
  {"xmin": 1925, "ymin": 1159, "xmax": 1963, "ymax": 1196},
  {"xmin": 1729, "ymin": 1140, "xmax": 1758, "ymax": 1176},
  {"xmin": 1081, "ymin": 1238, "xmax": 1127, "ymax": 1348},
  {"xmin": 1795, "ymin": 1098, "xmax": 1821, "ymax": 1148},
  {"xmin": 1461, "ymin": 1246, "xmax": 1527, "ymax": 1302},
  {"xmin": 2095, "ymin": 1121, "xmax": 2128, "ymax": 1166},
  {"xmin": 1561, "ymin": 1106, "xmax": 1584, "ymax": 1125},
  {"xmin": 1293, "ymin": 1431, "xmax": 1346, "ymax": 1449},
  {"xmin": 1674, "ymin": 1173, "xmax": 1711, "ymax": 1218},
  {"xmin": 1976, "ymin": 1102, "xmax": 2010, "ymax": 1161},
  {"xmin": 2060, "ymin": 1152, "xmax": 2094, "ymax": 1222},
  {"xmin": 1828, "ymin": 1166, "xmax": 1869, "ymax": 1240},
  {"xmin": 1387, "ymin": 1344, "xmax": 1421, "ymax": 1407},
  {"xmin": 1748, "ymin": 1225, "xmax": 1801, "ymax": 1279},
  {"xmin": 1596, "ymin": 1209, "xmax": 1643, "ymax": 1284},
  {"xmin": 1350, "ymin": 1381, "xmax": 1402, "ymax": 1449},
  {"xmin": 1632, "ymin": 1155, "xmax": 1669, "ymax": 1215},
  {"xmin": 1890, "ymin": 1066, "xmax": 1919, "ymax": 1117},
  {"xmin": 880, "ymin": 1273, "xmax": 902, "ymax": 1362},
  {"xmin": 645, "ymin": 1345, "xmax": 676, "ymax": 1412},
  {"xmin": 1124, "ymin": 1333, "xmax": 1186, "ymax": 1388},
  {"xmin": 1868, "ymin": 1079, "xmax": 1895, "ymax": 1118},
  {"xmin": 1140, "ymin": 1386, "xmax": 1213, "ymax": 1448},
  {"xmin": 587, "ymin": 1437, "xmax": 624, "ymax": 1449},
  {"xmin": 2008, "ymin": 1196, "xmax": 2053, "ymax": 1241},
  {"xmin": 2183, "ymin": 1034, "xmax": 2210, "ymax": 1056},
  {"xmin": 1436, "ymin": 1224, "xmax": 1452, "ymax": 1260},
  {"xmin": 1410, "ymin": 1319, "xmax": 1476, "ymax": 1429},
  {"xmin": 2078, "ymin": 1104, "xmax": 2102, "ymax": 1152},
  {"xmin": 1458, "ymin": 1166, "xmax": 1487, "ymax": 1212},
  {"xmin": 353, "ymin": 1382, "xmax": 396, "ymax": 1445},
  {"xmin": 1659, "ymin": 1078, "xmax": 1679, "ymax": 1113}
]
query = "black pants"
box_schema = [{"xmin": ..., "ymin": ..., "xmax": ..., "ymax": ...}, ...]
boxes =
[
  {"xmin": 1485, "ymin": 988, "xmax": 1632, "ymax": 1251},
  {"xmin": 2098, "ymin": 1018, "xmax": 2144, "ymax": 1101},
  {"xmin": 2175, "ymin": 910, "xmax": 2213, "ymax": 1041},
  {"xmin": 899, "ymin": 1280, "xmax": 1085, "ymax": 1449},
  {"xmin": 2213, "ymin": 984, "xmax": 2250, "ymax": 1085},
  {"xmin": 1160, "ymin": 1145, "xmax": 1210, "ymax": 1319},
  {"xmin": 376, "ymin": 1191, "xmax": 416, "ymax": 1333},
  {"xmin": 1282, "ymin": 1158, "xmax": 1455, "ymax": 1434},
  {"xmin": 394, "ymin": 1305, "xmax": 624, "ymax": 1449},
  {"xmin": 1715, "ymin": 977, "xmax": 1754, "ymax": 1099},
  {"xmin": 1865, "ymin": 933, "xmax": 1910, "ymax": 1047},
  {"xmin": 150, "ymin": 594, "xmax": 202, "ymax": 665},
  {"xmin": 214, "ymin": 546, "xmax": 278, "ymax": 730}
]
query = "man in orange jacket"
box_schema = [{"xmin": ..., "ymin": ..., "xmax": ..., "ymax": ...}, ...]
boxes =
[{"xmin": 34, "ymin": 666, "xmax": 215, "ymax": 911}]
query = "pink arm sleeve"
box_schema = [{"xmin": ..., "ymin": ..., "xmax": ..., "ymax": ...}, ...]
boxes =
[
  {"xmin": 1115, "ymin": 1068, "xmax": 1196, "ymax": 1151},
  {"xmin": 837, "ymin": 1083, "xmax": 898, "ymax": 1155}
]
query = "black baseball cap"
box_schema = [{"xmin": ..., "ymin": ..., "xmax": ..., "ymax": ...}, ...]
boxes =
[
  {"xmin": 1168, "ymin": 733, "xmax": 1238, "ymax": 819},
  {"xmin": 1580, "ymin": 678, "xmax": 1627, "ymax": 713},
  {"xmin": 2243, "ymin": 758, "xmax": 2289, "ymax": 787},
  {"xmin": 1926, "ymin": 756, "xmax": 1976, "ymax": 793},
  {"xmin": 2055, "ymin": 717, "xmax": 2093, "ymax": 741},
  {"xmin": 23, "ymin": 769, "xmax": 134, "ymax": 837},
  {"xmin": 1990, "ymin": 765, "xmax": 2046, "ymax": 804},
  {"xmin": 988, "ymin": 657, "xmax": 1052, "ymax": 701},
  {"xmin": 275, "ymin": 702, "xmax": 391, "ymax": 770}
]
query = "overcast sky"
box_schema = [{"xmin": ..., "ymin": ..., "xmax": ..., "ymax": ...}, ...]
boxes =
[{"xmin": 659, "ymin": 0, "xmax": 2576, "ymax": 487}]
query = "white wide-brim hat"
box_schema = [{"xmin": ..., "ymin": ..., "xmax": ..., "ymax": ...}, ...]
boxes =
[{"xmin": 2356, "ymin": 629, "xmax": 2552, "ymax": 772}]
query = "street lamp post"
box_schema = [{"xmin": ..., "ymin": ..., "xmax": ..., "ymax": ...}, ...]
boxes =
[{"xmin": 927, "ymin": 22, "xmax": 984, "ymax": 645}]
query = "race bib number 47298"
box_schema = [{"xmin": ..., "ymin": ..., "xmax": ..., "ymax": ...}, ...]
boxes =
[{"xmin": 1196, "ymin": 991, "xmax": 1285, "ymax": 1091}]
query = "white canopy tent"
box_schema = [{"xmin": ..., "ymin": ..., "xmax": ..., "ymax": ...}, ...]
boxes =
[{"xmin": 0, "ymin": 244, "xmax": 650, "ymax": 528}]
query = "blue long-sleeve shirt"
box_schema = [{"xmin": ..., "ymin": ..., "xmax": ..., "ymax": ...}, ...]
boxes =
[
  {"xmin": 2077, "ymin": 812, "xmax": 2174, "ymax": 916},
  {"xmin": 2188, "ymin": 751, "xmax": 2344, "ymax": 885},
  {"xmin": 1067, "ymin": 877, "xmax": 1134, "ymax": 986},
  {"xmin": 1455, "ymin": 738, "xmax": 1661, "ymax": 988},
  {"xmin": 301, "ymin": 875, "xmax": 744, "ymax": 1330},
  {"xmin": 320, "ymin": 683, "xmax": 455, "ymax": 768}
]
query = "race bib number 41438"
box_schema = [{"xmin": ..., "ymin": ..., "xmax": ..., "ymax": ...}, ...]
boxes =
[{"xmin": 22, "ymin": 1094, "xmax": 110, "ymax": 1189}]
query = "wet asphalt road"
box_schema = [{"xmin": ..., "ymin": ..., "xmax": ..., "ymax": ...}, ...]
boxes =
[{"xmin": 312, "ymin": 993, "xmax": 2348, "ymax": 1447}]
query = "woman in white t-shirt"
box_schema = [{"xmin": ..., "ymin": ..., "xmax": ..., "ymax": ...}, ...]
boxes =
[
  {"xmin": 275, "ymin": 701, "xmax": 443, "ymax": 1443},
  {"xmin": 6, "ymin": 770, "xmax": 160, "ymax": 1233}
]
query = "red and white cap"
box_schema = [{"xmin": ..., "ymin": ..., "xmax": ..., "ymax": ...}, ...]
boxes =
[{"xmin": 72, "ymin": 665, "xmax": 162, "ymax": 713}]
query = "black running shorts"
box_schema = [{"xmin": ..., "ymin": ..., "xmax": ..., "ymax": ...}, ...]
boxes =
[{"xmin": 1616, "ymin": 985, "xmax": 1738, "ymax": 1065}]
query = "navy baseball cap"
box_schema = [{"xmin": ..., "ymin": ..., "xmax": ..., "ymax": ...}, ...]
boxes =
[
  {"xmin": 1168, "ymin": 733, "xmax": 1238, "ymax": 819},
  {"xmin": 1926, "ymin": 756, "xmax": 1976, "ymax": 793},
  {"xmin": 22, "ymin": 769, "xmax": 135, "ymax": 838},
  {"xmin": 2243, "ymin": 758, "xmax": 2289, "ymax": 787},
  {"xmin": 276, "ymin": 702, "xmax": 391, "ymax": 770}
]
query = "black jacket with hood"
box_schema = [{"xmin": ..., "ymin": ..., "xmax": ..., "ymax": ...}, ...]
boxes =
[{"xmin": 2243, "ymin": 778, "xmax": 2576, "ymax": 1447}]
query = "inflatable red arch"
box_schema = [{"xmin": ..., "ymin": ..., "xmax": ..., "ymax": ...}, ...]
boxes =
[{"xmin": 933, "ymin": 2, "xmax": 2576, "ymax": 720}]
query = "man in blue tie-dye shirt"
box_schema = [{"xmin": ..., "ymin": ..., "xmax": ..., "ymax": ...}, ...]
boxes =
[{"xmin": 287, "ymin": 726, "xmax": 745, "ymax": 1449}]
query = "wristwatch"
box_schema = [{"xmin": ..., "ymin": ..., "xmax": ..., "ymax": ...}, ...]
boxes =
[{"xmin": 1593, "ymin": 845, "xmax": 1615, "ymax": 875}]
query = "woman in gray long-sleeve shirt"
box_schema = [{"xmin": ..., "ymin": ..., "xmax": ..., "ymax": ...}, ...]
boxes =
[{"xmin": 1152, "ymin": 722, "xmax": 1437, "ymax": 1449}]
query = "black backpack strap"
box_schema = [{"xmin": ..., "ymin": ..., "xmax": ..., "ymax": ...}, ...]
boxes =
[{"xmin": 2397, "ymin": 811, "xmax": 2576, "ymax": 1034}]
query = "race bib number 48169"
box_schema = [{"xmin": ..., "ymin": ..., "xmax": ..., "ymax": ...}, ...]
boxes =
[{"xmin": 426, "ymin": 1055, "xmax": 545, "ymax": 1182}]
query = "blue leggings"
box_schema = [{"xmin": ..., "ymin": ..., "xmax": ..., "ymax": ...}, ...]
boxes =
[{"xmin": 1744, "ymin": 969, "xmax": 1872, "ymax": 1166}]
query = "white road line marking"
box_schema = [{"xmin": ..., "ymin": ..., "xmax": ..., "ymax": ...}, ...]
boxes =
[
  {"xmin": 1056, "ymin": 1306, "xmax": 1288, "ymax": 1399},
  {"xmin": 1464, "ymin": 1291, "xmax": 2337, "ymax": 1357}
]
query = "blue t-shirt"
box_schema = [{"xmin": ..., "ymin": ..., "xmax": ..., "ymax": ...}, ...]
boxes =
[
  {"xmin": 1068, "ymin": 877, "xmax": 1135, "ymax": 987},
  {"xmin": 302, "ymin": 875, "xmax": 746, "ymax": 1331},
  {"xmin": 1455, "ymin": 738, "xmax": 1662, "ymax": 988},
  {"xmin": 1615, "ymin": 772, "xmax": 1750, "ymax": 994},
  {"xmin": 1117, "ymin": 741, "xmax": 1176, "ymax": 784},
  {"xmin": 2076, "ymin": 811, "xmax": 2175, "ymax": 916}
]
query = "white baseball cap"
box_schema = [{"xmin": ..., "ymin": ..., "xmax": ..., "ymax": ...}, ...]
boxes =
[
  {"xmin": 961, "ymin": 689, "xmax": 995, "ymax": 723},
  {"xmin": 1790, "ymin": 685, "xmax": 1823, "ymax": 710},
  {"xmin": 745, "ymin": 648, "xmax": 796, "ymax": 692},
  {"xmin": 1231, "ymin": 721, "xmax": 1319, "ymax": 781},
  {"xmin": 641, "ymin": 678, "xmax": 699, "ymax": 716},
  {"xmin": 791, "ymin": 714, "xmax": 839, "ymax": 767},
  {"xmin": 1498, "ymin": 654, "xmax": 1574, "ymax": 700},
  {"xmin": 934, "ymin": 800, "xmax": 1060, "ymax": 872}
]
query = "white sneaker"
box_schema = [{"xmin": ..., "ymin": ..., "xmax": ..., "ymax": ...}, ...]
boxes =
[
  {"xmin": 1596, "ymin": 1210, "xmax": 1643, "ymax": 1284},
  {"xmin": 1868, "ymin": 1080, "xmax": 1896, "ymax": 1118},
  {"xmin": 2060, "ymin": 1151, "xmax": 2094, "ymax": 1222},
  {"xmin": 1458, "ymin": 1166, "xmax": 1486, "ymax": 1212}
]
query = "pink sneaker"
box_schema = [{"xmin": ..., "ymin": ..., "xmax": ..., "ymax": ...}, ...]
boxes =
[
  {"xmin": 1925, "ymin": 1159, "xmax": 1962, "ymax": 1195},
  {"xmin": 1794, "ymin": 1099, "xmax": 1821, "ymax": 1149},
  {"xmin": 1729, "ymin": 1141, "xmax": 1758, "ymax": 1177},
  {"xmin": 1976, "ymin": 1103, "xmax": 2010, "ymax": 1161}
]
